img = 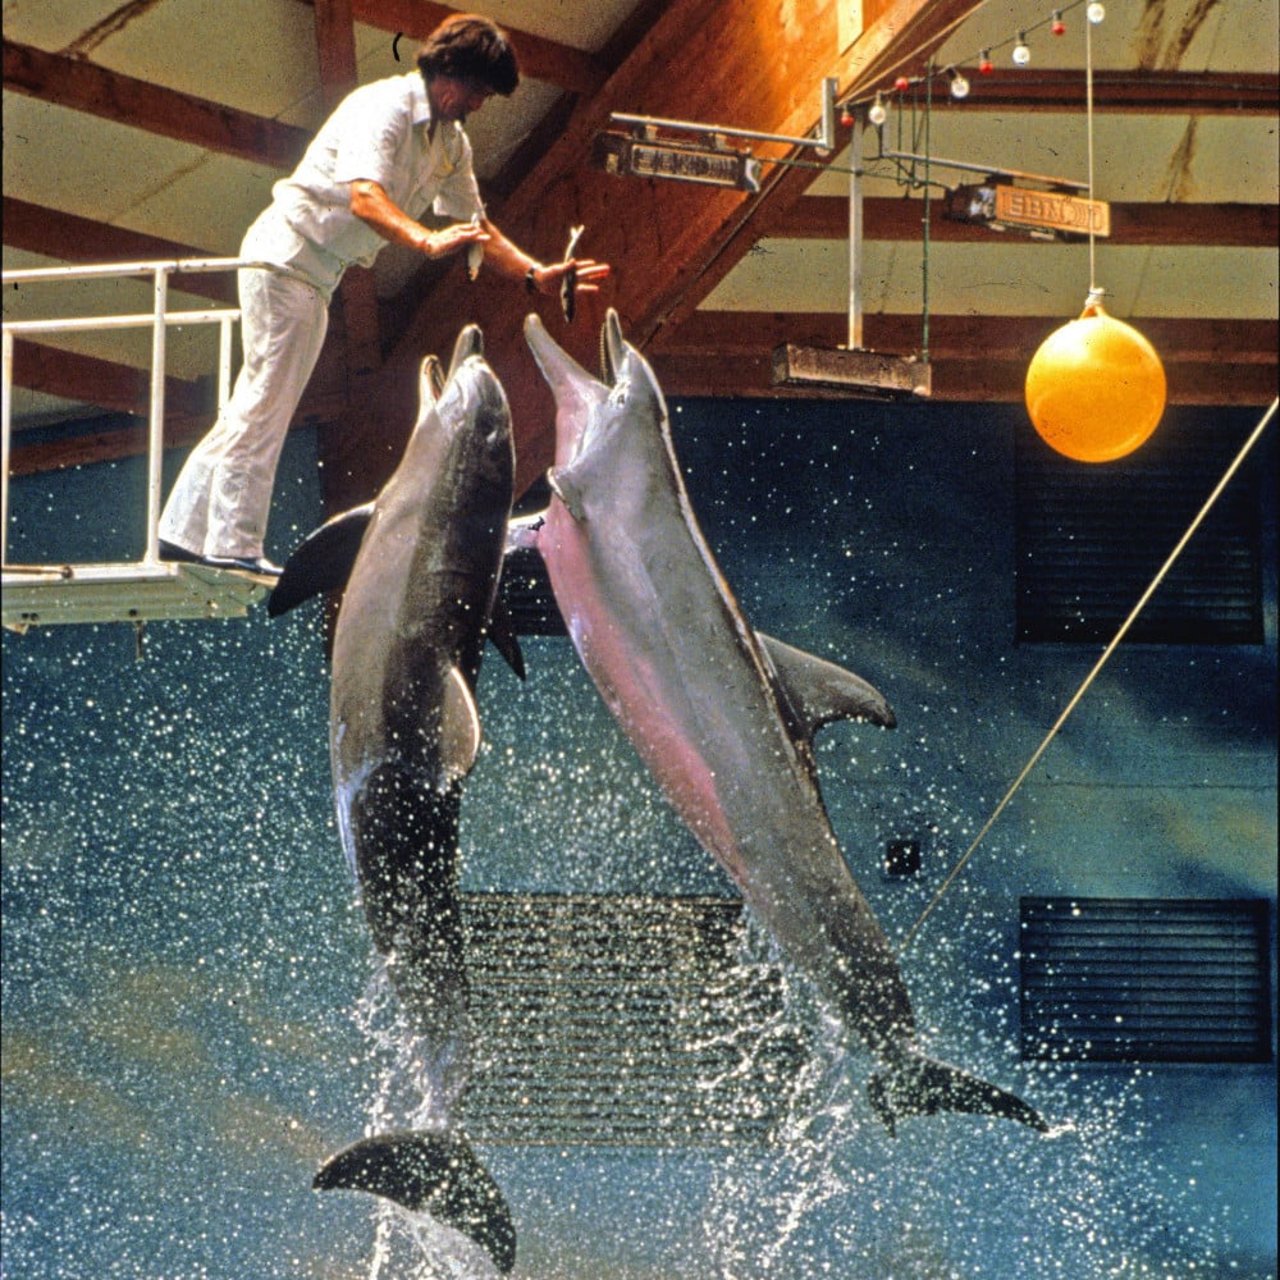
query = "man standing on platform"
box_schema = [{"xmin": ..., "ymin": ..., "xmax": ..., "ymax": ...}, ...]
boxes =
[{"xmin": 160, "ymin": 13, "xmax": 608, "ymax": 576}]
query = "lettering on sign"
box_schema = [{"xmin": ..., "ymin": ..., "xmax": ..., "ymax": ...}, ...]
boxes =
[{"xmin": 996, "ymin": 185, "xmax": 1111, "ymax": 236}]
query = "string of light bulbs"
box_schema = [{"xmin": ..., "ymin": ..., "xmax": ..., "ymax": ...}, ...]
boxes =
[{"xmin": 841, "ymin": 0, "xmax": 1108, "ymax": 124}]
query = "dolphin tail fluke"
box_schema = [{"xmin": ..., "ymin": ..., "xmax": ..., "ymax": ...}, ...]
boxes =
[
  {"xmin": 314, "ymin": 1129, "xmax": 515, "ymax": 1274},
  {"xmin": 867, "ymin": 1050, "xmax": 1049, "ymax": 1138}
]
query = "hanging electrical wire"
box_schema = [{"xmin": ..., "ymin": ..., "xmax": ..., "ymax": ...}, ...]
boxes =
[{"xmin": 900, "ymin": 396, "xmax": 1278, "ymax": 954}]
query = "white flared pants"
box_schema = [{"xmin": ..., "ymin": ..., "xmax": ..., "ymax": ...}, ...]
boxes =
[{"xmin": 159, "ymin": 216, "xmax": 335, "ymax": 559}]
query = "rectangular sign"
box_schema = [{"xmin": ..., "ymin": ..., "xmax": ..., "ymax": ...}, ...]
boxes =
[{"xmin": 994, "ymin": 184, "xmax": 1111, "ymax": 236}]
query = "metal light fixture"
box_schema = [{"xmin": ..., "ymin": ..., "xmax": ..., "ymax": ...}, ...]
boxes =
[
  {"xmin": 595, "ymin": 79, "xmax": 838, "ymax": 197},
  {"xmin": 591, "ymin": 131, "xmax": 762, "ymax": 192}
]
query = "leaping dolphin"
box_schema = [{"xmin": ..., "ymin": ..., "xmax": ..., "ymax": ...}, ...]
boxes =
[
  {"xmin": 513, "ymin": 310, "xmax": 1047, "ymax": 1139},
  {"xmin": 270, "ymin": 326, "xmax": 522, "ymax": 1274}
]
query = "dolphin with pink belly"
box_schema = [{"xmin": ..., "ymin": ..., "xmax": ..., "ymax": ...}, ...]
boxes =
[{"xmin": 512, "ymin": 309, "xmax": 1047, "ymax": 1137}]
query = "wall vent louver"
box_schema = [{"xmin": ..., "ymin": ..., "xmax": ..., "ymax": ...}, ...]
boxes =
[
  {"xmin": 1020, "ymin": 897, "xmax": 1273, "ymax": 1064},
  {"xmin": 459, "ymin": 894, "xmax": 806, "ymax": 1145},
  {"xmin": 1015, "ymin": 421, "xmax": 1264, "ymax": 644}
]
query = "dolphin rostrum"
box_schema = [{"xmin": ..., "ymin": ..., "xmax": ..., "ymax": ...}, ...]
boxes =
[
  {"xmin": 513, "ymin": 310, "xmax": 1047, "ymax": 1139},
  {"xmin": 270, "ymin": 326, "xmax": 522, "ymax": 1273}
]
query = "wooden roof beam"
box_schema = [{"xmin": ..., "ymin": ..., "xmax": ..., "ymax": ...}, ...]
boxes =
[
  {"xmin": 10, "ymin": 340, "xmax": 212, "ymax": 423},
  {"xmin": 655, "ymin": 311, "xmax": 1279, "ymax": 365},
  {"xmin": 7, "ymin": 336, "xmax": 351, "ymax": 476},
  {"xmin": 649, "ymin": 310, "xmax": 1277, "ymax": 405},
  {"xmin": 762, "ymin": 197, "xmax": 1280, "ymax": 247},
  {"xmin": 2, "ymin": 198, "xmax": 235, "ymax": 303},
  {"xmin": 2, "ymin": 42, "xmax": 309, "ymax": 169},
  {"xmin": 860, "ymin": 69, "xmax": 1279, "ymax": 114},
  {"xmin": 340, "ymin": 0, "xmax": 609, "ymax": 96},
  {"xmin": 646, "ymin": 350, "xmax": 1277, "ymax": 405}
]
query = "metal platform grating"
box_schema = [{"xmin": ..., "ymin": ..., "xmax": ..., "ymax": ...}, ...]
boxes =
[
  {"xmin": 459, "ymin": 893, "xmax": 807, "ymax": 1146},
  {"xmin": 2, "ymin": 561, "xmax": 272, "ymax": 631},
  {"xmin": 1020, "ymin": 897, "xmax": 1273, "ymax": 1064}
]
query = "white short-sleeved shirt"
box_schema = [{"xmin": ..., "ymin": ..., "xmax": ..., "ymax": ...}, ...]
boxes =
[{"xmin": 269, "ymin": 72, "xmax": 483, "ymax": 276}]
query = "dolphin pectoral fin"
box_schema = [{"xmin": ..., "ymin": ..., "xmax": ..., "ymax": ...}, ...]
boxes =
[
  {"xmin": 546, "ymin": 467, "xmax": 586, "ymax": 522},
  {"xmin": 314, "ymin": 1130, "xmax": 516, "ymax": 1274},
  {"xmin": 486, "ymin": 599, "xmax": 526, "ymax": 680},
  {"xmin": 867, "ymin": 1051, "xmax": 1049, "ymax": 1138},
  {"xmin": 757, "ymin": 632, "xmax": 896, "ymax": 733},
  {"xmin": 439, "ymin": 666, "xmax": 482, "ymax": 785},
  {"xmin": 268, "ymin": 503, "xmax": 375, "ymax": 617}
]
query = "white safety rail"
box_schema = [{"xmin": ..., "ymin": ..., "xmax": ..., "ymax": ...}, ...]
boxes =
[{"xmin": 2, "ymin": 258, "xmax": 276, "ymax": 632}]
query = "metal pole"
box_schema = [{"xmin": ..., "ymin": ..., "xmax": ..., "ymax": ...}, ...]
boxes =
[
  {"xmin": 145, "ymin": 268, "xmax": 170, "ymax": 564},
  {"xmin": 1, "ymin": 330, "xmax": 12, "ymax": 567},
  {"xmin": 2, "ymin": 257, "xmax": 251, "ymax": 285},
  {"xmin": 819, "ymin": 77, "xmax": 837, "ymax": 155},
  {"xmin": 848, "ymin": 113, "xmax": 864, "ymax": 351}
]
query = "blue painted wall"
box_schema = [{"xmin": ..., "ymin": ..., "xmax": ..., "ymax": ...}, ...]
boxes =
[{"xmin": 3, "ymin": 397, "xmax": 1275, "ymax": 1278}]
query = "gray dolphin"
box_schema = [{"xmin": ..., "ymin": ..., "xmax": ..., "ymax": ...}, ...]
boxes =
[
  {"xmin": 270, "ymin": 326, "xmax": 522, "ymax": 1274},
  {"xmin": 513, "ymin": 310, "xmax": 1046, "ymax": 1138}
]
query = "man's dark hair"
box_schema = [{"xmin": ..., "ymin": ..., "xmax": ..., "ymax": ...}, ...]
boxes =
[{"xmin": 417, "ymin": 14, "xmax": 519, "ymax": 97}]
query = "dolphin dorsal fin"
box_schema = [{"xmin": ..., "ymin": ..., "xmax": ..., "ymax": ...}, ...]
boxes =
[
  {"xmin": 756, "ymin": 632, "xmax": 896, "ymax": 741},
  {"xmin": 438, "ymin": 666, "xmax": 482, "ymax": 787},
  {"xmin": 268, "ymin": 503, "xmax": 376, "ymax": 617}
]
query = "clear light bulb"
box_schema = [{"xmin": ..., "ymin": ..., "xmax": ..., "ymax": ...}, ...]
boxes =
[
  {"xmin": 1012, "ymin": 32, "xmax": 1031, "ymax": 65},
  {"xmin": 1087, "ymin": 2, "xmax": 1105, "ymax": 22},
  {"xmin": 949, "ymin": 69, "xmax": 971, "ymax": 100},
  {"xmin": 868, "ymin": 95, "xmax": 887, "ymax": 126}
]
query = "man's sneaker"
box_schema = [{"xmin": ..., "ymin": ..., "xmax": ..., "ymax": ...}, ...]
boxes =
[
  {"xmin": 203, "ymin": 554, "xmax": 284, "ymax": 578},
  {"xmin": 161, "ymin": 541, "xmax": 283, "ymax": 577}
]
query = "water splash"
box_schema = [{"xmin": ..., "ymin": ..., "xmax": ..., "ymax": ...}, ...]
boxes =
[{"xmin": 690, "ymin": 903, "xmax": 1253, "ymax": 1279}]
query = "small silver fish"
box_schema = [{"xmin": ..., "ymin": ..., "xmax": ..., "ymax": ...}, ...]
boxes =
[
  {"xmin": 560, "ymin": 224, "xmax": 584, "ymax": 322},
  {"xmin": 467, "ymin": 213, "xmax": 484, "ymax": 281}
]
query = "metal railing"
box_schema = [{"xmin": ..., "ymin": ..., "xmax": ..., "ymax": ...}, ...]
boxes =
[{"xmin": 1, "ymin": 256, "xmax": 267, "ymax": 568}]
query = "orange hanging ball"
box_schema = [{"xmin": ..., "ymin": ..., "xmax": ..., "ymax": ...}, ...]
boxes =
[{"xmin": 1025, "ymin": 299, "xmax": 1166, "ymax": 462}]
